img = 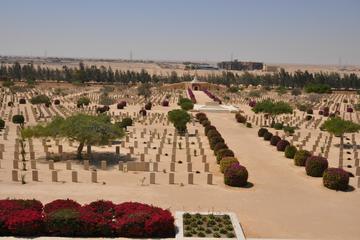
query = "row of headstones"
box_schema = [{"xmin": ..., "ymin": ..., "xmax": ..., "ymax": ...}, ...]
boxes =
[{"xmin": 11, "ymin": 168, "xmax": 214, "ymax": 185}]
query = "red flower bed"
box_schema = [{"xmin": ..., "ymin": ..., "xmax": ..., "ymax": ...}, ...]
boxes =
[
  {"xmin": 187, "ymin": 88, "xmax": 197, "ymax": 103},
  {"xmin": 0, "ymin": 199, "xmax": 175, "ymax": 238},
  {"xmin": 44, "ymin": 199, "xmax": 81, "ymax": 214},
  {"xmin": 5, "ymin": 209, "xmax": 43, "ymax": 236}
]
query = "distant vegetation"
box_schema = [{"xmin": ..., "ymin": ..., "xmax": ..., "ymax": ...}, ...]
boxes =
[{"xmin": 1, "ymin": 62, "xmax": 360, "ymax": 89}]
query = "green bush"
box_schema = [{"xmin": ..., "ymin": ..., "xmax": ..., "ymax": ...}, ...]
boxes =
[
  {"xmin": 284, "ymin": 145, "xmax": 297, "ymax": 159},
  {"xmin": 323, "ymin": 168, "xmax": 349, "ymax": 191},
  {"xmin": 213, "ymin": 142, "xmax": 228, "ymax": 155},
  {"xmin": 263, "ymin": 131, "xmax": 273, "ymax": 141},
  {"xmin": 294, "ymin": 150, "xmax": 311, "ymax": 166},
  {"xmin": 178, "ymin": 98, "xmax": 194, "ymax": 111},
  {"xmin": 45, "ymin": 208, "xmax": 82, "ymax": 237},
  {"xmin": 224, "ymin": 163, "xmax": 248, "ymax": 187},
  {"xmin": 116, "ymin": 117, "xmax": 133, "ymax": 129},
  {"xmin": 77, "ymin": 97, "xmax": 90, "ymax": 107},
  {"xmin": 220, "ymin": 157, "xmax": 239, "ymax": 173},
  {"xmin": 258, "ymin": 128, "xmax": 268, "ymax": 137},
  {"xmin": 216, "ymin": 149, "xmax": 234, "ymax": 164},
  {"xmin": 210, "ymin": 136, "xmax": 225, "ymax": 150},
  {"xmin": 0, "ymin": 118, "xmax": 5, "ymax": 129},
  {"xmin": 305, "ymin": 156, "xmax": 328, "ymax": 177},
  {"xmin": 273, "ymin": 123, "xmax": 283, "ymax": 130},
  {"xmin": 12, "ymin": 115, "xmax": 25, "ymax": 125},
  {"xmin": 30, "ymin": 95, "xmax": 51, "ymax": 105},
  {"xmin": 246, "ymin": 122, "xmax": 252, "ymax": 128}
]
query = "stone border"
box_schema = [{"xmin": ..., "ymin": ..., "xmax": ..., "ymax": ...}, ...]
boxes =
[{"xmin": 175, "ymin": 211, "xmax": 246, "ymax": 240}]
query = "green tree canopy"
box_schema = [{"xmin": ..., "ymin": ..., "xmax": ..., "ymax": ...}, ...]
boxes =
[
  {"xmin": 322, "ymin": 117, "xmax": 360, "ymax": 137},
  {"xmin": 137, "ymin": 83, "xmax": 152, "ymax": 99},
  {"xmin": 168, "ymin": 109, "xmax": 191, "ymax": 134},
  {"xmin": 22, "ymin": 114, "xmax": 124, "ymax": 159},
  {"xmin": 253, "ymin": 100, "xmax": 293, "ymax": 122},
  {"xmin": 30, "ymin": 94, "xmax": 51, "ymax": 105},
  {"xmin": 77, "ymin": 97, "xmax": 91, "ymax": 107},
  {"xmin": 178, "ymin": 98, "xmax": 194, "ymax": 111}
]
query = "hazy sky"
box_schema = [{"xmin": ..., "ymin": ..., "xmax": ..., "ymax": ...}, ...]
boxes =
[{"xmin": 1, "ymin": 0, "xmax": 359, "ymax": 65}]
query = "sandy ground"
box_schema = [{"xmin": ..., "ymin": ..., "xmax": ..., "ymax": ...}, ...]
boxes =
[{"xmin": 0, "ymin": 86, "xmax": 359, "ymax": 240}]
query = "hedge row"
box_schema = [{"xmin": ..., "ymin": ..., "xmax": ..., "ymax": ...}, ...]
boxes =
[
  {"xmin": 196, "ymin": 112, "xmax": 248, "ymax": 187},
  {"xmin": 257, "ymin": 128, "xmax": 349, "ymax": 191},
  {"xmin": 0, "ymin": 199, "xmax": 175, "ymax": 238}
]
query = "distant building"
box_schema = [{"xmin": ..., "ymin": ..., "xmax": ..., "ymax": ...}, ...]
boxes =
[
  {"xmin": 217, "ymin": 59, "xmax": 263, "ymax": 71},
  {"xmin": 263, "ymin": 65, "xmax": 278, "ymax": 72}
]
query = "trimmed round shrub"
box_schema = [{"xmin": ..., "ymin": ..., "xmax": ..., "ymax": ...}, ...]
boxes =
[
  {"xmin": 270, "ymin": 135, "xmax": 281, "ymax": 146},
  {"xmin": 284, "ymin": 145, "xmax": 297, "ymax": 159},
  {"xmin": 213, "ymin": 142, "xmax": 228, "ymax": 154},
  {"xmin": 306, "ymin": 109, "xmax": 313, "ymax": 114},
  {"xmin": 44, "ymin": 199, "xmax": 81, "ymax": 214},
  {"xmin": 139, "ymin": 109, "xmax": 147, "ymax": 116},
  {"xmin": 8, "ymin": 101, "xmax": 14, "ymax": 107},
  {"xmin": 117, "ymin": 102, "xmax": 125, "ymax": 109},
  {"xmin": 294, "ymin": 150, "xmax": 311, "ymax": 166},
  {"xmin": 273, "ymin": 122, "xmax": 283, "ymax": 130},
  {"xmin": 0, "ymin": 118, "xmax": 5, "ymax": 129},
  {"xmin": 258, "ymin": 128, "xmax": 268, "ymax": 137},
  {"xmin": 195, "ymin": 112, "xmax": 207, "ymax": 121},
  {"xmin": 206, "ymin": 128, "xmax": 220, "ymax": 137},
  {"xmin": 319, "ymin": 110, "xmax": 324, "ymax": 115},
  {"xmin": 235, "ymin": 113, "xmax": 246, "ymax": 123},
  {"xmin": 220, "ymin": 157, "xmax": 239, "ymax": 173},
  {"xmin": 323, "ymin": 168, "xmax": 349, "ymax": 191},
  {"xmin": 305, "ymin": 115, "xmax": 312, "ymax": 121},
  {"xmin": 224, "ymin": 163, "xmax": 248, "ymax": 187},
  {"xmin": 144, "ymin": 102, "xmax": 152, "ymax": 110},
  {"xmin": 162, "ymin": 100, "xmax": 169, "ymax": 107},
  {"xmin": 54, "ymin": 99, "xmax": 60, "ymax": 105},
  {"xmin": 12, "ymin": 115, "xmax": 25, "ymax": 125},
  {"xmin": 19, "ymin": 98, "xmax": 26, "ymax": 104},
  {"xmin": 117, "ymin": 117, "xmax": 133, "ymax": 129},
  {"xmin": 263, "ymin": 131, "xmax": 273, "ymax": 141},
  {"xmin": 205, "ymin": 125, "xmax": 216, "ymax": 135},
  {"xmin": 201, "ymin": 120, "xmax": 211, "ymax": 127},
  {"xmin": 210, "ymin": 136, "xmax": 225, "ymax": 150},
  {"xmin": 45, "ymin": 208, "xmax": 82, "ymax": 236},
  {"xmin": 276, "ymin": 139, "xmax": 290, "ymax": 151},
  {"xmin": 347, "ymin": 107, "xmax": 353, "ymax": 113},
  {"xmin": 305, "ymin": 156, "xmax": 328, "ymax": 177},
  {"xmin": 216, "ymin": 149, "xmax": 234, "ymax": 164},
  {"xmin": 5, "ymin": 209, "xmax": 43, "ymax": 236},
  {"xmin": 246, "ymin": 122, "xmax": 252, "ymax": 128},
  {"xmin": 323, "ymin": 111, "xmax": 329, "ymax": 117}
]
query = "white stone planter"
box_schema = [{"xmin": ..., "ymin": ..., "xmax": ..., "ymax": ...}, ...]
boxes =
[{"xmin": 175, "ymin": 211, "xmax": 246, "ymax": 240}]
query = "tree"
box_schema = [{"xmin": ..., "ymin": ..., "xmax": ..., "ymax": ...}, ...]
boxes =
[
  {"xmin": 77, "ymin": 97, "xmax": 91, "ymax": 107},
  {"xmin": 12, "ymin": 115, "xmax": 25, "ymax": 127},
  {"xmin": 22, "ymin": 114, "xmax": 124, "ymax": 159},
  {"xmin": 253, "ymin": 100, "xmax": 293, "ymax": 125},
  {"xmin": 321, "ymin": 117, "xmax": 360, "ymax": 149},
  {"xmin": 137, "ymin": 83, "xmax": 151, "ymax": 99},
  {"xmin": 168, "ymin": 109, "xmax": 190, "ymax": 134},
  {"xmin": 178, "ymin": 98, "xmax": 194, "ymax": 111},
  {"xmin": 30, "ymin": 95, "xmax": 51, "ymax": 105}
]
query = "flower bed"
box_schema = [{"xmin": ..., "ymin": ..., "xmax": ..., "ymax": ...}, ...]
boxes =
[
  {"xmin": 0, "ymin": 199, "xmax": 175, "ymax": 238},
  {"xmin": 182, "ymin": 213, "xmax": 236, "ymax": 238},
  {"xmin": 203, "ymin": 89, "xmax": 222, "ymax": 104},
  {"xmin": 187, "ymin": 88, "xmax": 197, "ymax": 103}
]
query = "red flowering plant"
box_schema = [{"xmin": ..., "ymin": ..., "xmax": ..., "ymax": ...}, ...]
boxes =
[
  {"xmin": 78, "ymin": 207, "xmax": 115, "ymax": 237},
  {"xmin": 114, "ymin": 202, "xmax": 175, "ymax": 238},
  {"xmin": 44, "ymin": 199, "xmax": 81, "ymax": 214},
  {"xmin": 0, "ymin": 199, "xmax": 43, "ymax": 235},
  {"xmin": 5, "ymin": 209, "xmax": 43, "ymax": 236},
  {"xmin": 82, "ymin": 200, "xmax": 116, "ymax": 220}
]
